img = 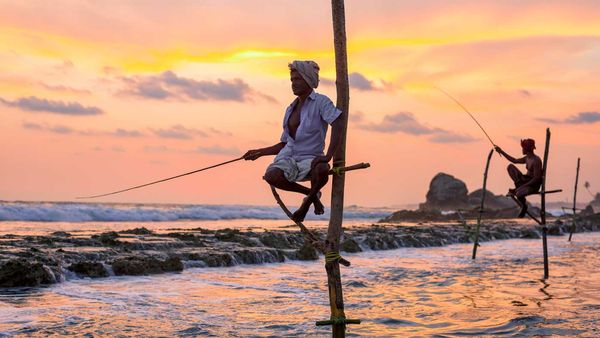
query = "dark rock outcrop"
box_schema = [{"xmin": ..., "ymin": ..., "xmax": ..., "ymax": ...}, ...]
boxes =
[
  {"xmin": 51, "ymin": 231, "xmax": 71, "ymax": 237},
  {"xmin": 296, "ymin": 243, "xmax": 318, "ymax": 261},
  {"xmin": 119, "ymin": 227, "xmax": 153, "ymax": 235},
  {"xmin": 200, "ymin": 253, "xmax": 235, "ymax": 267},
  {"xmin": 93, "ymin": 231, "xmax": 120, "ymax": 246},
  {"xmin": 214, "ymin": 229, "xmax": 258, "ymax": 247},
  {"xmin": 380, "ymin": 209, "xmax": 447, "ymax": 223},
  {"xmin": 164, "ymin": 232, "xmax": 206, "ymax": 247},
  {"xmin": 111, "ymin": 256, "xmax": 183, "ymax": 276},
  {"xmin": 421, "ymin": 173, "xmax": 468, "ymax": 210},
  {"xmin": 68, "ymin": 262, "xmax": 109, "ymax": 278},
  {"xmin": 467, "ymin": 189, "xmax": 514, "ymax": 210},
  {"xmin": 259, "ymin": 231, "xmax": 295, "ymax": 249},
  {"xmin": 0, "ymin": 259, "xmax": 55, "ymax": 287},
  {"xmin": 386, "ymin": 172, "xmax": 546, "ymax": 223},
  {"xmin": 341, "ymin": 238, "xmax": 362, "ymax": 253}
]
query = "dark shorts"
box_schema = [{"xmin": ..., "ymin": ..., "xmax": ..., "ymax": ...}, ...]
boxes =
[{"xmin": 514, "ymin": 173, "xmax": 541, "ymax": 193}]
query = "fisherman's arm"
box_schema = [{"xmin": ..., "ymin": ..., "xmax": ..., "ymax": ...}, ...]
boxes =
[
  {"xmin": 243, "ymin": 142, "xmax": 285, "ymax": 161},
  {"xmin": 311, "ymin": 117, "xmax": 343, "ymax": 169},
  {"xmin": 494, "ymin": 146, "xmax": 525, "ymax": 164}
]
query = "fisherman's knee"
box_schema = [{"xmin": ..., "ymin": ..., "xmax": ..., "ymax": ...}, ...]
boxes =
[
  {"xmin": 316, "ymin": 162, "xmax": 329, "ymax": 174},
  {"xmin": 263, "ymin": 168, "xmax": 284, "ymax": 185},
  {"xmin": 516, "ymin": 188, "xmax": 532, "ymax": 199},
  {"xmin": 507, "ymin": 164, "xmax": 517, "ymax": 173},
  {"xmin": 312, "ymin": 163, "xmax": 329, "ymax": 178}
]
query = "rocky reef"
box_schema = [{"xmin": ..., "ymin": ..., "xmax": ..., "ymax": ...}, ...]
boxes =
[
  {"xmin": 382, "ymin": 171, "xmax": 540, "ymax": 223},
  {"xmin": 1, "ymin": 212, "xmax": 599, "ymax": 288}
]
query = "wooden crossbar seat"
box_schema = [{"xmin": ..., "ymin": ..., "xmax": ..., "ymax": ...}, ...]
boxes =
[
  {"xmin": 533, "ymin": 189, "xmax": 562, "ymax": 195},
  {"xmin": 504, "ymin": 188, "xmax": 562, "ymax": 199},
  {"xmin": 299, "ymin": 162, "xmax": 370, "ymax": 182}
]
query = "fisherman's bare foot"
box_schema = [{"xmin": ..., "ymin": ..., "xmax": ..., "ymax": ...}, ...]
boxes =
[
  {"xmin": 292, "ymin": 201, "xmax": 311, "ymax": 223},
  {"xmin": 518, "ymin": 204, "xmax": 528, "ymax": 218},
  {"xmin": 312, "ymin": 192, "xmax": 324, "ymax": 215}
]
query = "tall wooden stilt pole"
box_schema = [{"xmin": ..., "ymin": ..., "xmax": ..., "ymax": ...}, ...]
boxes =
[
  {"xmin": 568, "ymin": 158, "xmax": 580, "ymax": 241},
  {"xmin": 541, "ymin": 128, "xmax": 551, "ymax": 279},
  {"xmin": 327, "ymin": 1, "xmax": 350, "ymax": 337},
  {"xmin": 472, "ymin": 149, "xmax": 494, "ymax": 259}
]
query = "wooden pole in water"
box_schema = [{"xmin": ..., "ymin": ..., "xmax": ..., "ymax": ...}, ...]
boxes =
[
  {"xmin": 541, "ymin": 128, "xmax": 551, "ymax": 279},
  {"xmin": 326, "ymin": 1, "xmax": 350, "ymax": 337},
  {"xmin": 568, "ymin": 158, "xmax": 580, "ymax": 241},
  {"xmin": 472, "ymin": 149, "xmax": 494, "ymax": 259}
]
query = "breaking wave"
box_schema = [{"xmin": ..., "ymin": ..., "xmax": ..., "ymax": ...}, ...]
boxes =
[{"xmin": 0, "ymin": 201, "xmax": 392, "ymax": 222}]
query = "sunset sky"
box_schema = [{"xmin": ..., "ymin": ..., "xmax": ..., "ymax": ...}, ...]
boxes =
[{"xmin": 1, "ymin": 0, "xmax": 599, "ymax": 207}]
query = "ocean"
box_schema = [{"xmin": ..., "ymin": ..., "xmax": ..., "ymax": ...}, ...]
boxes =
[{"xmin": 0, "ymin": 201, "xmax": 598, "ymax": 336}]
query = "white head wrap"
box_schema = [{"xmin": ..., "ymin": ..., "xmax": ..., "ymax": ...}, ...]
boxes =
[{"xmin": 289, "ymin": 60, "xmax": 320, "ymax": 88}]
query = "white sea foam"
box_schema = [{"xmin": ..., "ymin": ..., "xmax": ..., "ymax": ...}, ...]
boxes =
[{"xmin": 0, "ymin": 201, "xmax": 392, "ymax": 222}]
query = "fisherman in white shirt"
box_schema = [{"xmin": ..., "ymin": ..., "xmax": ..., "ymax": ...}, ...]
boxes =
[{"xmin": 244, "ymin": 60, "xmax": 343, "ymax": 222}]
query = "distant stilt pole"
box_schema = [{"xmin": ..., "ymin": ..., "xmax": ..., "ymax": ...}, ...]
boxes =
[
  {"xmin": 568, "ymin": 158, "xmax": 581, "ymax": 241},
  {"xmin": 541, "ymin": 128, "xmax": 551, "ymax": 279},
  {"xmin": 472, "ymin": 149, "xmax": 494, "ymax": 259}
]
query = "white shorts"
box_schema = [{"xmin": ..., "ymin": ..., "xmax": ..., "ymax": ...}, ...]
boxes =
[{"xmin": 266, "ymin": 157, "xmax": 313, "ymax": 182}]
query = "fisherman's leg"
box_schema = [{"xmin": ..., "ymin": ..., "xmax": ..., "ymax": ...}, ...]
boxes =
[
  {"xmin": 308, "ymin": 162, "xmax": 329, "ymax": 215},
  {"xmin": 507, "ymin": 164, "xmax": 523, "ymax": 189},
  {"xmin": 515, "ymin": 186, "xmax": 533, "ymax": 218},
  {"xmin": 264, "ymin": 168, "xmax": 310, "ymax": 195},
  {"xmin": 292, "ymin": 162, "xmax": 329, "ymax": 221}
]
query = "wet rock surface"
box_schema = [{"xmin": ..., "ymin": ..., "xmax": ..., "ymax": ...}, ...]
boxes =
[
  {"xmin": 296, "ymin": 243, "xmax": 318, "ymax": 261},
  {"xmin": 112, "ymin": 256, "xmax": 183, "ymax": 276},
  {"xmin": 0, "ymin": 259, "xmax": 56, "ymax": 287},
  {"xmin": 1, "ymin": 213, "xmax": 599, "ymax": 287},
  {"xmin": 67, "ymin": 262, "xmax": 109, "ymax": 278}
]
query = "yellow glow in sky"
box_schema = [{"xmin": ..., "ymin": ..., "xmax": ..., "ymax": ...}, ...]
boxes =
[{"xmin": 0, "ymin": 0, "xmax": 599, "ymax": 206}]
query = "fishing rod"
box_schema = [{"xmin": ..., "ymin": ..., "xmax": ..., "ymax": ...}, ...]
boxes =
[
  {"xmin": 77, "ymin": 156, "xmax": 244, "ymax": 199},
  {"xmin": 435, "ymin": 87, "xmax": 498, "ymax": 148}
]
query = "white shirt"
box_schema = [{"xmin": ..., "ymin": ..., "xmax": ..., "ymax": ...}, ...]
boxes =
[{"xmin": 275, "ymin": 91, "xmax": 342, "ymax": 161}]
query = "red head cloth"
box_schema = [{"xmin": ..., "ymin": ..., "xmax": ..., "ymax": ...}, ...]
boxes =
[{"xmin": 521, "ymin": 138, "xmax": 536, "ymax": 151}]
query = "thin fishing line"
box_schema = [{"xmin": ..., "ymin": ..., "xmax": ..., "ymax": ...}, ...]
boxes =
[
  {"xmin": 435, "ymin": 86, "xmax": 497, "ymax": 147},
  {"xmin": 77, "ymin": 156, "xmax": 244, "ymax": 199}
]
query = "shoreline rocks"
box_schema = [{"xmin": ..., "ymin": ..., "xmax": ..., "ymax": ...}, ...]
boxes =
[
  {"xmin": 1, "ymin": 214, "xmax": 599, "ymax": 288},
  {"xmin": 112, "ymin": 256, "xmax": 183, "ymax": 276},
  {"xmin": 0, "ymin": 259, "xmax": 56, "ymax": 287}
]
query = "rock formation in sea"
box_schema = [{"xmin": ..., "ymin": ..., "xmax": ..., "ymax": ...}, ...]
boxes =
[
  {"xmin": 420, "ymin": 173, "xmax": 469, "ymax": 211},
  {"xmin": 382, "ymin": 172, "xmax": 536, "ymax": 223},
  {"xmin": 587, "ymin": 193, "xmax": 600, "ymax": 213}
]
